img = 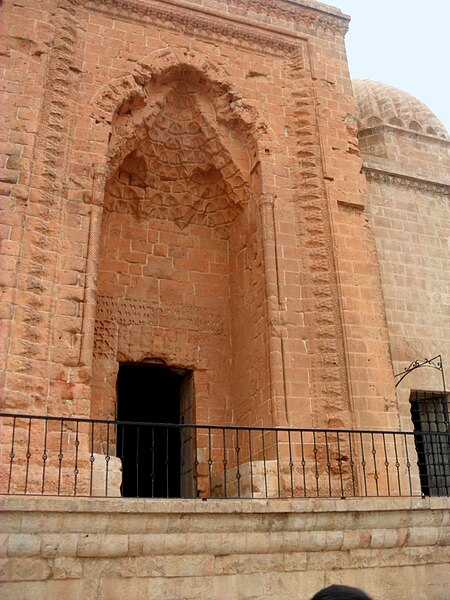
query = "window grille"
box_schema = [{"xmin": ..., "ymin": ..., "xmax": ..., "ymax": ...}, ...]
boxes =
[{"xmin": 410, "ymin": 391, "xmax": 450, "ymax": 496}]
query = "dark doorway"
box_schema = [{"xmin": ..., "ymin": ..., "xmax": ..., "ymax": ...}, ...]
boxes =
[{"xmin": 116, "ymin": 363, "xmax": 192, "ymax": 498}]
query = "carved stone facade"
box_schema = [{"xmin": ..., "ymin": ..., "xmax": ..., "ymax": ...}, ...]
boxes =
[
  {"xmin": 1, "ymin": 0, "xmax": 448, "ymax": 454},
  {"xmin": 1, "ymin": 0, "xmax": 450, "ymax": 598},
  {"xmin": 4, "ymin": 0, "xmax": 386, "ymax": 432}
]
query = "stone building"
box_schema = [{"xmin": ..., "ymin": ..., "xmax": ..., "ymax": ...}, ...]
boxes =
[{"xmin": 1, "ymin": 0, "xmax": 449, "ymax": 598}]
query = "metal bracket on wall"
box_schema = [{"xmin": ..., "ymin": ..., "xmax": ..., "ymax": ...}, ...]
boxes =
[{"xmin": 394, "ymin": 354, "xmax": 447, "ymax": 392}]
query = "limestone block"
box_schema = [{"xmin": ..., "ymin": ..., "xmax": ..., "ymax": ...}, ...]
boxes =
[
  {"xmin": 212, "ymin": 573, "xmax": 239, "ymax": 600},
  {"xmin": 1, "ymin": 496, "xmax": 449, "ymax": 600},
  {"xmin": 41, "ymin": 533, "xmax": 77, "ymax": 557},
  {"xmin": 212, "ymin": 460, "xmax": 281, "ymax": 498},
  {"xmin": 407, "ymin": 527, "xmax": 440, "ymax": 547},
  {"xmin": 90, "ymin": 453, "xmax": 122, "ymax": 497},
  {"xmin": 0, "ymin": 582, "xmax": 48, "ymax": 600},
  {"xmin": 263, "ymin": 570, "xmax": 323, "ymax": 599},
  {"xmin": 127, "ymin": 534, "xmax": 144, "ymax": 556},
  {"xmin": 100, "ymin": 577, "xmax": 149, "ymax": 600},
  {"xmin": 341, "ymin": 529, "xmax": 369, "ymax": 550},
  {"xmin": 132, "ymin": 556, "xmax": 165, "ymax": 577},
  {"xmin": 165, "ymin": 574, "xmax": 215, "ymax": 600},
  {"xmin": 229, "ymin": 531, "xmax": 253, "ymax": 554},
  {"xmin": 213, "ymin": 572, "xmax": 264, "ymax": 599},
  {"xmin": 324, "ymin": 530, "xmax": 344, "ymax": 550},
  {"xmin": 297, "ymin": 530, "xmax": 327, "ymax": 552},
  {"xmin": 0, "ymin": 534, "xmax": 8, "ymax": 557},
  {"xmin": 142, "ymin": 533, "xmax": 187, "ymax": 555},
  {"xmin": 163, "ymin": 554, "xmax": 214, "ymax": 577},
  {"xmin": 52, "ymin": 557, "xmax": 83, "ymax": 579},
  {"xmin": 7, "ymin": 534, "xmax": 41, "ymax": 557},
  {"xmin": 77, "ymin": 534, "xmax": 128, "ymax": 557},
  {"xmin": 0, "ymin": 514, "xmax": 21, "ymax": 533},
  {"xmin": 437, "ymin": 526, "xmax": 450, "ymax": 545},
  {"xmin": 215, "ymin": 552, "xmax": 285, "ymax": 576},
  {"xmin": 342, "ymin": 548, "xmax": 379, "ymax": 569},
  {"xmin": 0, "ymin": 557, "xmax": 51, "ymax": 581},
  {"xmin": 22, "ymin": 513, "xmax": 65, "ymax": 534},
  {"xmin": 370, "ymin": 528, "xmax": 399, "ymax": 548},
  {"xmin": 82, "ymin": 557, "xmax": 136, "ymax": 579}
]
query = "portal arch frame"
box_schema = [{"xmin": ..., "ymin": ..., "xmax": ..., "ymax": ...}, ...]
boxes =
[{"xmin": 83, "ymin": 45, "xmax": 284, "ymax": 426}]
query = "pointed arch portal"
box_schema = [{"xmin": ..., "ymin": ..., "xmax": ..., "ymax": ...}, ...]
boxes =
[{"xmin": 90, "ymin": 59, "xmax": 271, "ymax": 474}]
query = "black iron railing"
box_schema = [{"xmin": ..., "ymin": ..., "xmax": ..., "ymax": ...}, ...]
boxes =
[{"xmin": 0, "ymin": 412, "xmax": 449, "ymax": 499}]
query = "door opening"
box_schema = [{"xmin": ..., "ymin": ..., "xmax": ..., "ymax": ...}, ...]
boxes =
[{"xmin": 116, "ymin": 363, "xmax": 193, "ymax": 498}]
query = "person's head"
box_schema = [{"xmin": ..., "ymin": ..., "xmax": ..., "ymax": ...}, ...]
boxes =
[{"xmin": 311, "ymin": 585, "xmax": 373, "ymax": 600}]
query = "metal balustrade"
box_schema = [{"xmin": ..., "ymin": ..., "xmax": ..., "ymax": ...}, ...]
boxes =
[{"xmin": 0, "ymin": 412, "xmax": 449, "ymax": 499}]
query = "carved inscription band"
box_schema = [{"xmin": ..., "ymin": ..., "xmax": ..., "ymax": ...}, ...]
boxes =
[{"xmin": 95, "ymin": 295, "xmax": 225, "ymax": 333}]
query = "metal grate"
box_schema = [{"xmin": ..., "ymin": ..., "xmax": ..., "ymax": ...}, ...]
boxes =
[{"xmin": 410, "ymin": 391, "xmax": 450, "ymax": 496}]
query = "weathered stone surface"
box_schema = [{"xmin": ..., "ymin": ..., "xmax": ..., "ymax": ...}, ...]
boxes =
[
  {"xmin": 1, "ymin": 0, "xmax": 449, "ymax": 597},
  {"xmin": 53, "ymin": 557, "xmax": 83, "ymax": 580},
  {"xmin": 1, "ymin": 0, "xmax": 407, "ymax": 448},
  {"xmin": 1, "ymin": 496, "xmax": 449, "ymax": 598}
]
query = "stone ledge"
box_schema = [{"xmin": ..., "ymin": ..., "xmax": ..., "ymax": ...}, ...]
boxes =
[
  {"xmin": 1, "ymin": 494, "xmax": 448, "ymax": 514},
  {"xmin": 1, "ymin": 496, "xmax": 449, "ymax": 599}
]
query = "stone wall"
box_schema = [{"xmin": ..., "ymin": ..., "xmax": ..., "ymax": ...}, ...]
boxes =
[
  {"xmin": 360, "ymin": 123, "xmax": 449, "ymax": 431},
  {"xmin": 1, "ymin": 496, "xmax": 449, "ymax": 599},
  {"xmin": 1, "ymin": 0, "xmax": 399, "ymax": 435}
]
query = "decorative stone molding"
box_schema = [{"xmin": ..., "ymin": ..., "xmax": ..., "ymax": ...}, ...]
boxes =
[
  {"xmin": 84, "ymin": 0, "xmax": 302, "ymax": 61},
  {"xmin": 96, "ymin": 295, "xmax": 224, "ymax": 332},
  {"xmin": 84, "ymin": 0, "xmax": 348, "ymax": 41},
  {"xmin": 222, "ymin": 0, "xmax": 349, "ymax": 34},
  {"xmin": 103, "ymin": 80, "xmax": 251, "ymax": 229},
  {"xmin": 90, "ymin": 46, "xmax": 274, "ymax": 156},
  {"xmin": 363, "ymin": 166, "xmax": 450, "ymax": 196},
  {"xmin": 4, "ymin": 0, "xmax": 85, "ymax": 389},
  {"xmin": 291, "ymin": 54, "xmax": 352, "ymax": 427},
  {"xmin": 257, "ymin": 192, "xmax": 277, "ymax": 207},
  {"xmin": 93, "ymin": 295, "xmax": 225, "ymax": 359},
  {"xmin": 358, "ymin": 122, "xmax": 449, "ymax": 143}
]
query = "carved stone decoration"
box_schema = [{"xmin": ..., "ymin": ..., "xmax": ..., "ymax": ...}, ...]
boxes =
[
  {"xmin": 291, "ymin": 57, "xmax": 352, "ymax": 427},
  {"xmin": 3, "ymin": 0, "xmax": 85, "ymax": 402},
  {"xmin": 103, "ymin": 80, "xmax": 250, "ymax": 230},
  {"xmin": 90, "ymin": 46, "xmax": 274, "ymax": 159},
  {"xmin": 363, "ymin": 166, "xmax": 450, "ymax": 196},
  {"xmin": 93, "ymin": 321, "xmax": 118, "ymax": 360},
  {"xmin": 79, "ymin": 0, "xmax": 348, "ymax": 62},
  {"xmin": 93, "ymin": 295, "xmax": 226, "ymax": 358},
  {"xmin": 88, "ymin": 43, "xmax": 270, "ymax": 428},
  {"xmin": 95, "ymin": 295, "xmax": 225, "ymax": 332}
]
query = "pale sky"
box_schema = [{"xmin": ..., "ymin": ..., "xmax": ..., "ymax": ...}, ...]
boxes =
[{"xmin": 328, "ymin": 0, "xmax": 450, "ymax": 133}]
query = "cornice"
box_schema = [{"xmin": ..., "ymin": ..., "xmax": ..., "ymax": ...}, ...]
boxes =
[
  {"xmin": 358, "ymin": 123, "xmax": 449, "ymax": 145},
  {"xmin": 83, "ymin": 0, "xmax": 348, "ymax": 39},
  {"xmin": 84, "ymin": 0, "xmax": 304, "ymax": 57},
  {"xmin": 204, "ymin": 0, "xmax": 349, "ymax": 34},
  {"xmin": 262, "ymin": 0, "xmax": 348, "ymax": 20},
  {"xmin": 363, "ymin": 165, "xmax": 450, "ymax": 196}
]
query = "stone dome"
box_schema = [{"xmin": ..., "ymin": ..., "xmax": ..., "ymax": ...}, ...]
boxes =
[{"xmin": 352, "ymin": 79, "xmax": 448, "ymax": 138}]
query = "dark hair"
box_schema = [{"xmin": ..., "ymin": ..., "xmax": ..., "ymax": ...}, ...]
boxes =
[{"xmin": 311, "ymin": 585, "xmax": 373, "ymax": 600}]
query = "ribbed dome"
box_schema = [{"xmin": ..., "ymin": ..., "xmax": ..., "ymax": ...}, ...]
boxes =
[{"xmin": 352, "ymin": 79, "xmax": 448, "ymax": 138}]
